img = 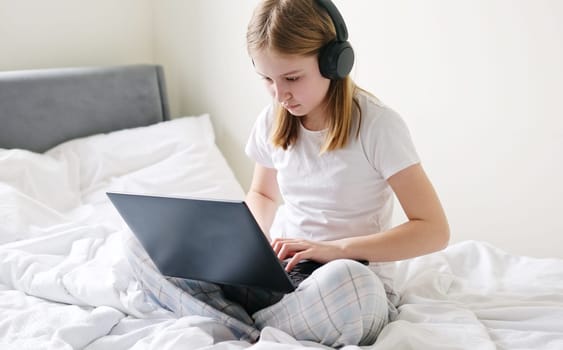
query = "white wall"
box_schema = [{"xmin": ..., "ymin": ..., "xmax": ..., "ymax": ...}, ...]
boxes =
[
  {"xmin": 152, "ymin": 0, "xmax": 266, "ymax": 191},
  {"xmin": 2, "ymin": 0, "xmax": 562, "ymax": 259},
  {"xmin": 0, "ymin": 0, "xmax": 154, "ymax": 70},
  {"xmin": 336, "ymin": 0, "xmax": 563, "ymax": 259}
]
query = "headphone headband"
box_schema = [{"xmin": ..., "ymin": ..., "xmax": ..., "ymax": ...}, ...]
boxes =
[{"xmin": 316, "ymin": 0, "xmax": 348, "ymax": 42}]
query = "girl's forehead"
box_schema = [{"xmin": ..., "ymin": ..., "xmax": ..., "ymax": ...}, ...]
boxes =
[{"xmin": 252, "ymin": 49, "xmax": 316, "ymax": 73}]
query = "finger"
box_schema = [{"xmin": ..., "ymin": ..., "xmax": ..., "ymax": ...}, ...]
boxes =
[
  {"xmin": 277, "ymin": 242, "xmax": 309, "ymax": 260},
  {"xmin": 271, "ymin": 238, "xmax": 297, "ymax": 253},
  {"xmin": 271, "ymin": 240, "xmax": 282, "ymax": 255},
  {"xmin": 285, "ymin": 251, "xmax": 309, "ymax": 271}
]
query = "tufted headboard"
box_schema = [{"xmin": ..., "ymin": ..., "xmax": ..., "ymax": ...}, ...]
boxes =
[{"xmin": 0, "ymin": 64, "xmax": 170, "ymax": 152}]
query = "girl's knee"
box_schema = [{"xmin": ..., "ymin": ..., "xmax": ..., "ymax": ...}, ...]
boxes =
[
  {"xmin": 253, "ymin": 259, "xmax": 388, "ymax": 346},
  {"xmin": 306, "ymin": 259, "xmax": 389, "ymax": 346},
  {"xmin": 307, "ymin": 259, "xmax": 379, "ymax": 293}
]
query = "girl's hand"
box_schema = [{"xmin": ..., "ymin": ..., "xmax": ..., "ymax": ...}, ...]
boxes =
[{"xmin": 271, "ymin": 238, "xmax": 345, "ymax": 271}]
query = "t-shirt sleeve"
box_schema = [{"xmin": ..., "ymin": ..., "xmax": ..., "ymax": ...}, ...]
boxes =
[
  {"xmin": 245, "ymin": 105, "xmax": 275, "ymax": 168},
  {"xmin": 364, "ymin": 106, "xmax": 420, "ymax": 180}
]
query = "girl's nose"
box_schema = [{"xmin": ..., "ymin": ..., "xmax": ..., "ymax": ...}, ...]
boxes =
[{"xmin": 274, "ymin": 83, "xmax": 290, "ymax": 104}]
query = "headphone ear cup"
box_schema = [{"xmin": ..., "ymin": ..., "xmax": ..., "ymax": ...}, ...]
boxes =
[{"xmin": 318, "ymin": 41, "xmax": 355, "ymax": 80}]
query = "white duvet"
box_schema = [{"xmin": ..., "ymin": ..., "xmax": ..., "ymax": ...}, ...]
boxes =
[{"xmin": 1, "ymin": 115, "xmax": 562, "ymax": 349}]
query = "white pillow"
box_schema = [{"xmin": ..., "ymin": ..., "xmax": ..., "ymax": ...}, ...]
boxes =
[
  {"xmin": 47, "ymin": 114, "xmax": 245, "ymax": 202},
  {"xmin": 47, "ymin": 115, "xmax": 214, "ymax": 190},
  {"xmin": 0, "ymin": 114, "xmax": 245, "ymax": 243}
]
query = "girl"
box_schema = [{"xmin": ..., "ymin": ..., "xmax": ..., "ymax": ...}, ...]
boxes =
[
  {"xmin": 243, "ymin": 0, "xmax": 450, "ymax": 345},
  {"xmin": 124, "ymin": 0, "xmax": 449, "ymax": 347}
]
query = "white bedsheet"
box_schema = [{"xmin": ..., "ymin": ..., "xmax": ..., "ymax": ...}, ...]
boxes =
[{"xmin": 1, "ymin": 115, "xmax": 562, "ymax": 349}]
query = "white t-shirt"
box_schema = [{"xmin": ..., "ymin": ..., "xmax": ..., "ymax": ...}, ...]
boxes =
[{"xmin": 245, "ymin": 92, "xmax": 420, "ymax": 241}]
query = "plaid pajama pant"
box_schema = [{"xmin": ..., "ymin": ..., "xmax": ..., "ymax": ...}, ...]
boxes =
[{"xmin": 123, "ymin": 231, "xmax": 390, "ymax": 347}]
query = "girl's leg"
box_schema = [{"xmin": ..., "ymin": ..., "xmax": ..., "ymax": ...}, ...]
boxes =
[
  {"xmin": 252, "ymin": 259, "xmax": 389, "ymax": 347},
  {"xmin": 122, "ymin": 231, "xmax": 260, "ymax": 341},
  {"xmin": 221, "ymin": 284, "xmax": 284, "ymax": 315}
]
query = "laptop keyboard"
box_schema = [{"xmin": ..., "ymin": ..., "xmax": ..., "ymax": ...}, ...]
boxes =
[{"xmin": 282, "ymin": 260, "xmax": 324, "ymax": 286}]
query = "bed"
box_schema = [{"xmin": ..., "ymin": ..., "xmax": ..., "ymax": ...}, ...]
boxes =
[{"xmin": 1, "ymin": 64, "xmax": 562, "ymax": 350}]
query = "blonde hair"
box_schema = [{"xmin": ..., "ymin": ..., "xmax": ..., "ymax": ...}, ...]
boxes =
[{"xmin": 247, "ymin": 0, "xmax": 361, "ymax": 153}]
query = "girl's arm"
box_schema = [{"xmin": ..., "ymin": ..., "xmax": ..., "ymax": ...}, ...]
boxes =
[
  {"xmin": 245, "ymin": 164, "xmax": 281, "ymax": 241},
  {"xmin": 275, "ymin": 163, "xmax": 450, "ymax": 269},
  {"xmin": 337, "ymin": 163, "xmax": 450, "ymax": 262}
]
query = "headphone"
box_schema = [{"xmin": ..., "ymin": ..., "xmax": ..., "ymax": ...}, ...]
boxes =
[{"xmin": 316, "ymin": 0, "xmax": 355, "ymax": 80}]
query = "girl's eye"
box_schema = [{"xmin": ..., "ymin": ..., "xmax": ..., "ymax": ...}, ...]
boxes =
[{"xmin": 286, "ymin": 76, "xmax": 299, "ymax": 82}]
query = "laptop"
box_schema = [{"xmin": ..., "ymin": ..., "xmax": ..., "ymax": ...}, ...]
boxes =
[{"xmin": 106, "ymin": 192, "xmax": 322, "ymax": 293}]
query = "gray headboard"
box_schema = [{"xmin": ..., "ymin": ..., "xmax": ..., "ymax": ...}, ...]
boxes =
[{"xmin": 0, "ymin": 64, "xmax": 170, "ymax": 152}]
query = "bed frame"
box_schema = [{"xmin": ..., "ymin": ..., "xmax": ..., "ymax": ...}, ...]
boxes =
[{"xmin": 0, "ymin": 64, "xmax": 170, "ymax": 152}]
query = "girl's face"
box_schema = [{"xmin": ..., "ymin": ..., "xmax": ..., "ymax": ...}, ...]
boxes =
[{"xmin": 252, "ymin": 48, "xmax": 331, "ymax": 126}]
